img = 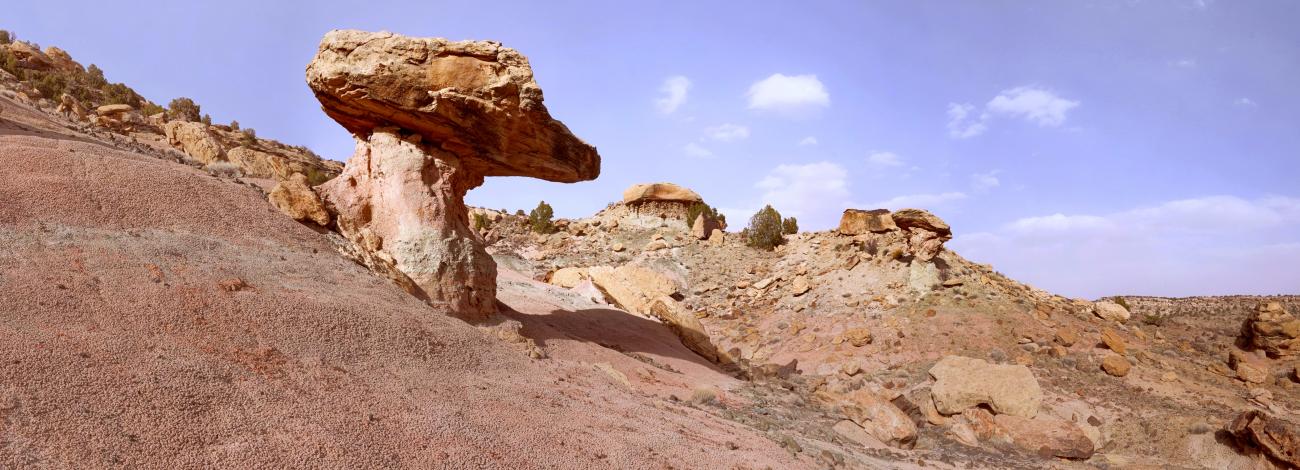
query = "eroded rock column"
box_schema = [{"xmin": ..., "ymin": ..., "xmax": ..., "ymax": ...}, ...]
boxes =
[{"xmin": 320, "ymin": 130, "xmax": 497, "ymax": 318}]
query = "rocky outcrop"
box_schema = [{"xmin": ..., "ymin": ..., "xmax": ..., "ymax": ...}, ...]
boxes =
[
  {"xmin": 622, "ymin": 183, "xmax": 702, "ymax": 204},
  {"xmin": 44, "ymin": 46, "xmax": 83, "ymax": 73},
  {"xmin": 5, "ymin": 42, "xmax": 54, "ymax": 73},
  {"xmin": 838, "ymin": 209, "xmax": 897, "ymax": 235},
  {"xmin": 839, "ymin": 390, "xmax": 917, "ymax": 449},
  {"xmin": 164, "ymin": 121, "xmax": 226, "ymax": 164},
  {"xmin": 691, "ymin": 213, "xmax": 723, "ymax": 240},
  {"xmin": 268, "ymin": 173, "xmax": 330, "ymax": 226},
  {"xmin": 929, "ymin": 355, "xmax": 1042, "ymax": 418},
  {"xmin": 1229, "ymin": 410, "xmax": 1300, "ymax": 468},
  {"xmin": 1244, "ymin": 301, "xmax": 1300, "ymax": 357},
  {"xmin": 308, "ymin": 30, "xmax": 599, "ymax": 319}
]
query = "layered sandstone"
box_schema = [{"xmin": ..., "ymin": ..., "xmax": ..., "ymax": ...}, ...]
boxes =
[{"xmin": 307, "ymin": 30, "xmax": 599, "ymax": 319}]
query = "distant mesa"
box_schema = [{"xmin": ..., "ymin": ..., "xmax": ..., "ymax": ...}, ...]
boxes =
[{"xmin": 622, "ymin": 182, "xmax": 703, "ymax": 205}]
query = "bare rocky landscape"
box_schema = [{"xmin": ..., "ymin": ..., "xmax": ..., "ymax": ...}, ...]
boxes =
[{"xmin": 3, "ymin": 29, "xmax": 1300, "ymax": 469}]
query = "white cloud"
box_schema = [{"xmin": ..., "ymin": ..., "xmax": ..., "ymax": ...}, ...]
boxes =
[
  {"xmin": 986, "ymin": 86, "xmax": 1080, "ymax": 127},
  {"xmin": 683, "ymin": 142, "xmax": 713, "ymax": 158},
  {"xmin": 655, "ymin": 75, "xmax": 690, "ymax": 114},
  {"xmin": 799, "ymin": 136, "xmax": 819, "ymax": 146},
  {"xmin": 755, "ymin": 161, "xmax": 849, "ymax": 228},
  {"xmin": 1235, "ymin": 97, "xmax": 1257, "ymax": 107},
  {"xmin": 868, "ymin": 192, "xmax": 968, "ymax": 210},
  {"xmin": 949, "ymin": 195, "xmax": 1300, "ymax": 298},
  {"xmin": 948, "ymin": 86, "xmax": 1080, "ymax": 138},
  {"xmin": 1170, "ymin": 58, "xmax": 1197, "ymax": 68},
  {"xmin": 970, "ymin": 170, "xmax": 1001, "ymax": 192},
  {"xmin": 747, "ymin": 73, "xmax": 830, "ymax": 114},
  {"xmin": 946, "ymin": 103, "xmax": 988, "ymax": 139},
  {"xmin": 704, "ymin": 123, "xmax": 750, "ymax": 142},
  {"xmin": 866, "ymin": 151, "xmax": 904, "ymax": 167}
]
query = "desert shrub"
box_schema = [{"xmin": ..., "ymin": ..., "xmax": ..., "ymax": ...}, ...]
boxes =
[
  {"xmin": 167, "ymin": 97, "xmax": 201, "ymax": 122},
  {"xmin": 515, "ymin": 209, "xmax": 525, "ymax": 217},
  {"xmin": 1113, "ymin": 296, "xmax": 1131, "ymax": 310},
  {"xmin": 1141, "ymin": 313, "xmax": 1165, "ymax": 327},
  {"xmin": 746, "ymin": 205, "xmax": 786, "ymax": 250},
  {"xmin": 29, "ymin": 71, "xmax": 68, "ymax": 99},
  {"xmin": 473, "ymin": 213, "xmax": 491, "ymax": 230},
  {"xmin": 686, "ymin": 202, "xmax": 725, "ymax": 226},
  {"xmin": 204, "ymin": 161, "xmax": 241, "ymax": 178},
  {"xmin": 101, "ymin": 82, "xmax": 141, "ymax": 107},
  {"xmin": 690, "ymin": 386, "xmax": 719, "ymax": 406},
  {"xmin": 0, "ymin": 48, "xmax": 16, "ymax": 76},
  {"xmin": 241, "ymin": 127, "xmax": 256, "ymax": 143},
  {"xmin": 529, "ymin": 200, "xmax": 556, "ymax": 234},
  {"xmin": 782, "ymin": 216, "xmax": 798, "ymax": 235},
  {"xmin": 85, "ymin": 64, "xmax": 107, "ymax": 88},
  {"xmin": 229, "ymin": 120, "xmax": 240, "ymax": 131},
  {"xmin": 201, "ymin": 114, "xmax": 212, "ymax": 126},
  {"xmin": 0, "ymin": 30, "xmax": 13, "ymax": 45},
  {"xmin": 139, "ymin": 102, "xmax": 164, "ymax": 116}
]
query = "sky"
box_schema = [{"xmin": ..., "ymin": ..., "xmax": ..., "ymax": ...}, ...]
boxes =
[{"xmin": 6, "ymin": 1, "xmax": 1299, "ymax": 298}]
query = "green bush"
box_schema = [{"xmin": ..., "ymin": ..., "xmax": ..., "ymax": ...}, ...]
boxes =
[
  {"xmin": 139, "ymin": 102, "xmax": 164, "ymax": 116},
  {"xmin": 782, "ymin": 216, "xmax": 798, "ymax": 235},
  {"xmin": 229, "ymin": 120, "xmax": 240, "ymax": 131},
  {"xmin": 32, "ymin": 71, "xmax": 68, "ymax": 99},
  {"xmin": 686, "ymin": 202, "xmax": 725, "ymax": 226},
  {"xmin": 201, "ymin": 114, "xmax": 212, "ymax": 126},
  {"xmin": 0, "ymin": 48, "xmax": 16, "ymax": 76},
  {"xmin": 101, "ymin": 82, "xmax": 141, "ymax": 107},
  {"xmin": 473, "ymin": 213, "xmax": 491, "ymax": 231},
  {"xmin": 529, "ymin": 201, "xmax": 556, "ymax": 234},
  {"xmin": 241, "ymin": 127, "xmax": 256, "ymax": 144},
  {"xmin": 746, "ymin": 205, "xmax": 786, "ymax": 250},
  {"xmin": 0, "ymin": 30, "xmax": 13, "ymax": 45},
  {"xmin": 85, "ymin": 64, "xmax": 108, "ymax": 88},
  {"xmin": 168, "ymin": 97, "xmax": 201, "ymax": 122}
]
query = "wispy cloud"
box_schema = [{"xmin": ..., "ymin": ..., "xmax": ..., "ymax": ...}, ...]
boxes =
[
  {"xmin": 798, "ymin": 136, "xmax": 818, "ymax": 146},
  {"xmin": 655, "ymin": 75, "xmax": 690, "ymax": 114},
  {"xmin": 868, "ymin": 192, "xmax": 968, "ymax": 210},
  {"xmin": 948, "ymin": 86, "xmax": 1080, "ymax": 138},
  {"xmin": 866, "ymin": 151, "xmax": 904, "ymax": 167},
  {"xmin": 947, "ymin": 103, "xmax": 989, "ymax": 138},
  {"xmin": 703, "ymin": 123, "xmax": 750, "ymax": 142},
  {"xmin": 747, "ymin": 73, "xmax": 830, "ymax": 115},
  {"xmin": 755, "ymin": 161, "xmax": 850, "ymax": 228},
  {"xmin": 683, "ymin": 142, "xmax": 713, "ymax": 158},
  {"xmin": 970, "ymin": 170, "xmax": 1001, "ymax": 192},
  {"xmin": 1235, "ymin": 97, "xmax": 1257, "ymax": 107}
]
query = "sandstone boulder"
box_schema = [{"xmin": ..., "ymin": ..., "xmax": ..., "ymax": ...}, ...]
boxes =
[
  {"xmin": 1100, "ymin": 328, "xmax": 1126, "ymax": 354},
  {"xmin": 308, "ymin": 30, "xmax": 599, "ymax": 319},
  {"xmin": 1092, "ymin": 300, "xmax": 1131, "ymax": 323},
  {"xmin": 692, "ymin": 213, "xmax": 723, "ymax": 240},
  {"xmin": 1229, "ymin": 410, "xmax": 1300, "ymax": 468},
  {"xmin": 1101, "ymin": 354, "xmax": 1131, "ymax": 377},
  {"xmin": 837, "ymin": 209, "xmax": 897, "ymax": 235},
  {"xmin": 548, "ymin": 267, "xmax": 589, "ymax": 289},
  {"xmin": 586, "ymin": 265, "xmax": 679, "ymax": 316},
  {"xmin": 892, "ymin": 208, "xmax": 952, "ymax": 238},
  {"xmin": 1244, "ymin": 301, "xmax": 1300, "ymax": 357},
  {"xmin": 840, "ymin": 390, "xmax": 917, "ymax": 449},
  {"xmin": 268, "ymin": 173, "xmax": 330, "ymax": 226},
  {"xmin": 929, "ymin": 355, "xmax": 1042, "ymax": 418},
  {"xmin": 954, "ymin": 408, "xmax": 1094, "ymax": 459},
  {"xmin": 164, "ymin": 121, "xmax": 226, "ymax": 164},
  {"xmin": 44, "ymin": 46, "xmax": 83, "ymax": 73},
  {"xmin": 649, "ymin": 296, "xmax": 722, "ymax": 364},
  {"xmin": 622, "ymin": 183, "xmax": 701, "ymax": 204},
  {"xmin": 6, "ymin": 42, "xmax": 53, "ymax": 72},
  {"xmin": 96, "ymin": 104, "xmax": 134, "ymax": 117}
]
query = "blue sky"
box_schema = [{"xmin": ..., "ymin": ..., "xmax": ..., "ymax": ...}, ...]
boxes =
[{"xmin": 7, "ymin": 1, "xmax": 1299, "ymax": 298}]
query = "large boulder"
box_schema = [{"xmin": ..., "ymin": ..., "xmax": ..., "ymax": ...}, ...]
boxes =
[
  {"xmin": 837, "ymin": 209, "xmax": 897, "ymax": 235},
  {"xmin": 5, "ymin": 42, "xmax": 53, "ymax": 72},
  {"xmin": 1092, "ymin": 300, "xmax": 1131, "ymax": 323},
  {"xmin": 1229, "ymin": 410, "xmax": 1300, "ymax": 468},
  {"xmin": 622, "ymin": 183, "xmax": 701, "ymax": 204},
  {"xmin": 839, "ymin": 390, "xmax": 917, "ymax": 449},
  {"xmin": 691, "ymin": 212, "xmax": 723, "ymax": 240},
  {"xmin": 1244, "ymin": 301, "xmax": 1300, "ymax": 357},
  {"xmin": 308, "ymin": 30, "xmax": 599, "ymax": 319},
  {"xmin": 268, "ymin": 173, "xmax": 330, "ymax": 226},
  {"xmin": 43, "ymin": 46, "xmax": 83, "ymax": 73},
  {"xmin": 585, "ymin": 265, "xmax": 679, "ymax": 315},
  {"xmin": 892, "ymin": 208, "xmax": 952, "ymax": 238},
  {"xmin": 164, "ymin": 121, "xmax": 226, "ymax": 164},
  {"xmin": 648, "ymin": 296, "xmax": 723, "ymax": 364},
  {"xmin": 929, "ymin": 355, "xmax": 1042, "ymax": 418}
]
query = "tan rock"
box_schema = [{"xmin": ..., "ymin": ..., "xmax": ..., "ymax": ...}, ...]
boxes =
[
  {"xmin": 891, "ymin": 208, "xmax": 952, "ymax": 238},
  {"xmin": 840, "ymin": 389, "xmax": 917, "ymax": 449},
  {"xmin": 308, "ymin": 30, "xmax": 599, "ymax": 319},
  {"xmin": 992, "ymin": 413, "xmax": 1095, "ymax": 459},
  {"xmin": 621, "ymin": 183, "xmax": 701, "ymax": 204},
  {"xmin": 837, "ymin": 209, "xmax": 897, "ymax": 235},
  {"xmin": 1100, "ymin": 328, "xmax": 1126, "ymax": 354},
  {"xmin": 832, "ymin": 420, "xmax": 887, "ymax": 449},
  {"xmin": 96, "ymin": 104, "xmax": 134, "ymax": 117},
  {"xmin": 1161, "ymin": 371, "xmax": 1178, "ymax": 382},
  {"xmin": 611, "ymin": 243, "xmax": 625, "ymax": 252},
  {"xmin": 548, "ymin": 267, "xmax": 589, "ymax": 289},
  {"xmin": 164, "ymin": 121, "xmax": 226, "ymax": 164},
  {"xmin": 708, "ymin": 229, "xmax": 725, "ymax": 246},
  {"xmin": 43, "ymin": 46, "xmax": 83, "ymax": 73},
  {"xmin": 929, "ymin": 355, "xmax": 1042, "ymax": 418},
  {"xmin": 1055, "ymin": 327, "xmax": 1080, "ymax": 347},
  {"xmin": 586, "ymin": 265, "xmax": 679, "ymax": 316},
  {"xmin": 648, "ymin": 296, "xmax": 723, "ymax": 364},
  {"xmin": 1229, "ymin": 410, "xmax": 1300, "ymax": 468},
  {"xmin": 691, "ymin": 212, "xmax": 723, "ymax": 240},
  {"xmin": 1101, "ymin": 354, "xmax": 1131, "ymax": 377},
  {"xmin": 267, "ymin": 173, "xmax": 330, "ymax": 226},
  {"xmin": 842, "ymin": 328, "xmax": 872, "ymax": 347},
  {"xmin": 1244, "ymin": 301, "xmax": 1300, "ymax": 357},
  {"xmin": 1229, "ymin": 350, "xmax": 1271, "ymax": 384},
  {"xmin": 790, "ymin": 276, "xmax": 811, "ymax": 296},
  {"xmin": 1092, "ymin": 300, "xmax": 1131, "ymax": 323}
]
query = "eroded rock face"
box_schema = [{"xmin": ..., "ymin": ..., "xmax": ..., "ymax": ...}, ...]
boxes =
[
  {"xmin": 164, "ymin": 121, "xmax": 226, "ymax": 164},
  {"xmin": 1229, "ymin": 410, "xmax": 1300, "ymax": 468},
  {"xmin": 308, "ymin": 30, "xmax": 599, "ymax": 319},
  {"xmin": 838, "ymin": 209, "xmax": 897, "ymax": 235},
  {"xmin": 268, "ymin": 173, "xmax": 330, "ymax": 226},
  {"xmin": 1244, "ymin": 301, "xmax": 1300, "ymax": 357},
  {"xmin": 622, "ymin": 183, "xmax": 702, "ymax": 204}
]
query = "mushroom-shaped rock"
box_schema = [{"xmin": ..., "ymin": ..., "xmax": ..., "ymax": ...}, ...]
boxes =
[
  {"xmin": 892, "ymin": 208, "xmax": 952, "ymax": 239},
  {"xmin": 838, "ymin": 208, "xmax": 897, "ymax": 235},
  {"xmin": 622, "ymin": 183, "xmax": 702, "ymax": 204},
  {"xmin": 307, "ymin": 30, "xmax": 600, "ymax": 319}
]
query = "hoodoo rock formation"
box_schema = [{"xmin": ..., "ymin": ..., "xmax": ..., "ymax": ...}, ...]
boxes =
[{"xmin": 307, "ymin": 30, "xmax": 600, "ymax": 319}]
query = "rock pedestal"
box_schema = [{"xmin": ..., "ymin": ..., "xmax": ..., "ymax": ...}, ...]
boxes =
[{"xmin": 306, "ymin": 30, "xmax": 599, "ymax": 319}]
